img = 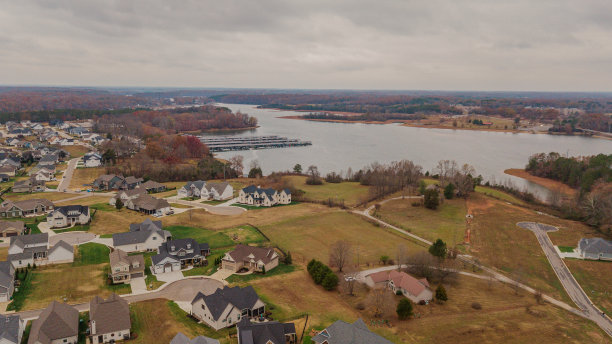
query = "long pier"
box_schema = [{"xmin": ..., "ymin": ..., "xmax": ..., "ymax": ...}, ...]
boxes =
[{"xmin": 199, "ymin": 135, "xmax": 312, "ymax": 152}]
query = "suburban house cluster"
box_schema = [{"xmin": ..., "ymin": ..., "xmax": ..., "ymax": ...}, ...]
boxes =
[
  {"xmin": 238, "ymin": 185, "xmax": 291, "ymax": 207},
  {"xmin": 105, "ymin": 177, "xmax": 170, "ymax": 216},
  {"xmin": 178, "ymin": 180, "xmax": 233, "ymax": 200},
  {"xmin": 93, "ymin": 174, "xmax": 144, "ymax": 191}
]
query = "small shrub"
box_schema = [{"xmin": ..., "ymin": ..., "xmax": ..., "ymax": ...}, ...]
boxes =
[
  {"xmin": 435, "ymin": 285, "xmax": 448, "ymax": 302},
  {"xmin": 418, "ymin": 300, "xmax": 426, "ymax": 305},
  {"xmin": 471, "ymin": 302, "xmax": 482, "ymax": 310},
  {"xmin": 355, "ymin": 302, "xmax": 365, "ymax": 310},
  {"xmin": 396, "ymin": 299, "xmax": 414, "ymax": 320},
  {"xmin": 411, "ymin": 201, "xmax": 421, "ymax": 207},
  {"xmin": 322, "ymin": 272, "xmax": 339, "ymax": 291},
  {"xmin": 396, "ymin": 290, "xmax": 402, "ymax": 296}
]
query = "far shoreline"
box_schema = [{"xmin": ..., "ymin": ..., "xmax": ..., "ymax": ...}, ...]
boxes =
[{"xmin": 504, "ymin": 168, "xmax": 577, "ymax": 197}]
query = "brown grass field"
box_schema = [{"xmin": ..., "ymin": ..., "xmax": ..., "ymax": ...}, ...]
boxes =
[
  {"xmin": 3, "ymin": 192, "xmax": 78, "ymax": 202},
  {"xmin": 245, "ymin": 268, "xmax": 609, "ymax": 344},
  {"xmin": 69, "ymin": 167, "xmax": 106, "ymax": 190},
  {"xmin": 60, "ymin": 145, "xmax": 90, "ymax": 158},
  {"xmin": 564, "ymin": 259, "xmax": 612, "ymax": 316},
  {"xmin": 376, "ymin": 198, "xmax": 467, "ymax": 247},
  {"xmin": 282, "ymin": 175, "xmax": 371, "ymax": 207},
  {"xmin": 22, "ymin": 263, "xmax": 114, "ymax": 310},
  {"xmin": 258, "ymin": 209, "xmax": 426, "ymax": 265}
]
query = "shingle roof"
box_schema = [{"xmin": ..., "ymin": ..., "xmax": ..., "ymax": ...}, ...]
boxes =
[
  {"xmin": 131, "ymin": 194, "xmax": 170, "ymax": 211},
  {"xmin": 1, "ymin": 199, "xmax": 54, "ymax": 213},
  {"xmin": 170, "ymin": 332, "xmax": 220, "ymax": 344},
  {"xmin": 192, "ymin": 286, "xmax": 261, "ymax": 322},
  {"xmin": 28, "ymin": 301, "xmax": 78, "ymax": 344},
  {"xmin": 10, "ymin": 233, "xmax": 48, "ymax": 248},
  {"xmin": 368, "ymin": 270, "xmax": 430, "ymax": 298},
  {"xmin": 90, "ymin": 294, "xmax": 131, "ymax": 335},
  {"xmin": 141, "ymin": 180, "xmax": 165, "ymax": 190},
  {"xmin": 311, "ymin": 319, "xmax": 393, "ymax": 344},
  {"xmin": 129, "ymin": 218, "xmax": 163, "ymax": 232},
  {"xmin": 0, "ymin": 261, "xmax": 14, "ymax": 294},
  {"xmin": 152, "ymin": 238, "xmax": 208, "ymax": 265},
  {"xmin": 206, "ymin": 182, "xmax": 230, "ymax": 195},
  {"xmin": 0, "ymin": 220, "xmax": 24, "ymax": 234},
  {"xmin": 0, "ymin": 314, "xmax": 21, "ymax": 344},
  {"xmin": 49, "ymin": 240, "xmax": 74, "ymax": 255},
  {"xmin": 225, "ymin": 245, "xmax": 278, "ymax": 266},
  {"xmin": 237, "ymin": 319, "xmax": 296, "ymax": 344},
  {"xmin": 52, "ymin": 205, "xmax": 89, "ymax": 217},
  {"xmin": 184, "ymin": 181, "xmax": 207, "ymax": 190},
  {"xmin": 578, "ymin": 237, "xmax": 612, "ymax": 255}
]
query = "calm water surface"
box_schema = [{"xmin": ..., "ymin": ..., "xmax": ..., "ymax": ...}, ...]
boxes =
[{"xmin": 205, "ymin": 104, "xmax": 612, "ymax": 200}]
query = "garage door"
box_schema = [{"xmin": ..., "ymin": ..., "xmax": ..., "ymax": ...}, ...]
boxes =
[{"xmin": 164, "ymin": 263, "xmax": 173, "ymax": 273}]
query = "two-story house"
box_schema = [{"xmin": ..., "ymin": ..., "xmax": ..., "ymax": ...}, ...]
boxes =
[
  {"xmin": 151, "ymin": 238, "xmax": 210, "ymax": 274},
  {"xmin": 46, "ymin": 205, "xmax": 90, "ymax": 228},
  {"xmin": 191, "ymin": 286, "xmax": 265, "ymax": 330},
  {"xmin": 109, "ymin": 249, "xmax": 145, "ymax": 284},
  {"xmin": 112, "ymin": 219, "xmax": 171, "ymax": 253}
]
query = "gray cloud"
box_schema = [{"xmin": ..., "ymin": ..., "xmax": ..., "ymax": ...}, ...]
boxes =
[{"xmin": 1, "ymin": 0, "xmax": 611, "ymax": 91}]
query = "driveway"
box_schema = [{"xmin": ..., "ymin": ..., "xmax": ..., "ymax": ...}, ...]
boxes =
[
  {"xmin": 129, "ymin": 277, "xmax": 147, "ymax": 294},
  {"xmin": 517, "ymin": 222, "xmax": 612, "ymax": 337},
  {"xmin": 57, "ymin": 158, "xmax": 79, "ymax": 192},
  {"xmin": 154, "ymin": 271, "xmax": 184, "ymax": 283},
  {"xmin": 166, "ymin": 197, "xmax": 245, "ymax": 216},
  {"xmin": 50, "ymin": 232, "xmax": 96, "ymax": 246},
  {"xmin": 37, "ymin": 221, "xmax": 55, "ymax": 236}
]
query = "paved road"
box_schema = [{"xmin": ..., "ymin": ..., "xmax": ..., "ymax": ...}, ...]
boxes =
[
  {"xmin": 352, "ymin": 196, "xmax": 432, "ymax": 246},
  {"xmin": 13, "ymin": 277, "xmax": 223, "ymax": 320},
  {"xmin": 517, "ymin": 222, "xmax": 612, "ymax": 337},
  {"xmin": 57, "ymin": 158, "xmax": 79, "ymax": 192},
  {"xmin": 351, "ymin": 198, "xmax": 612, "ymax": 338},
  {"xmin": 166, "ymin": 196, "xmax": 245, "ymax": 216}
]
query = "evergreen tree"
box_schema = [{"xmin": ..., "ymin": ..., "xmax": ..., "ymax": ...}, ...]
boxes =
[
  {"xmin": 443, "ymin": 183, "xmax": 455, "ymax": 199},
  {"xmin": 436, "ymin": 285, "xmax": 448, "ymax": 301},
  {"xmin": 429, "ymin": 239, "xmax": 447, "ymax": 259},
  {"xmin": 396, "ymin": 299, "xmax": 414, "ymax": 320},
  {"xmin": 322, "ymin": 272, "xmax": 339, "ymax": 291}
]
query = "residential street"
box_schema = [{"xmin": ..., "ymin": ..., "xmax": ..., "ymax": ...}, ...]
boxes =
[
  {"xmin": 57, "ymin": 157, "xmax": 79, "ymax": 192},
  {"xmin": 517, "ymin": 222, "xmax": 612, "ymax": 337}
]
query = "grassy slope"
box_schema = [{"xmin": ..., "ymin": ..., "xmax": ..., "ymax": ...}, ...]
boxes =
[
  {"xmin": 376, "ymin": 197, "xmax": 467, "ymax": 246},
  {"xmin": 564, "ymin": 259, "xmax": 612, "ymax": 317},
  {"xmin": 283, "ymin": 175, "xmax": 371, "ymax": 207}
]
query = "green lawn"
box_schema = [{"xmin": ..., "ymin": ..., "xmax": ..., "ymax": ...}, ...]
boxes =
[
  {"xmin": 558, "ymin": 246, "xmax": 575, "ymax": 253},
  {"xmin": 7, "ymin": 270, "xmax": 33, "ymax": 311},
  {"xmin": 234, "ymin": 202, "xmax": 299, "ymax": 210},
  {"xmin": 183, "ymin": 249, "xmax": 226, "ymax": 277},
  {"xmin": 89, "ymin": 203, "xmax": 116, "ymax": 212},
  {"xmin": 475, "ymin": 185, "xmax": 526, "ymax": 205},
  {"xmin": 283, "ymin": 175, "xmax": 371, "ymax": 207},
  {"xmin": 73, "ymin": 243, "xmax": 110, "ymax": 266},
  {"xmin": 26, "ymin": 223, "xmax": 41, "ymax": 234},
  {"xmin": 139, "ymin": 252, "xmax": 165, "ymax": 290},
  {"xmin": 53, "ymin": 224, "xmax": 91, "ymax": 233},
  {"xmin": 165, "ymin": 224, "xmax": 267, "ymax": 249},
  {"xmin": 201, "ymin": 200, "xmax": 225, "ymax": 205},
  {"xmin": 225, "ymin": 263, "xmax": 296, "ymax": 283}
]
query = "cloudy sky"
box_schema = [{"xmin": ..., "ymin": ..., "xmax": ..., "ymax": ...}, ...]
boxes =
[{"xmin": 1, "ymin": 0, "xmax": 611, "ymax": 91}]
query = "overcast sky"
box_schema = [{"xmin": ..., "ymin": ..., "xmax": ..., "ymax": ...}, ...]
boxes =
[{"xmin": 1, "ymin": 0, "xmax": 611, "ymax": 92}]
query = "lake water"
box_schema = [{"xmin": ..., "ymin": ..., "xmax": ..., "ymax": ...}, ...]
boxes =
[{"xmin": 205, "ymin": 103, "xmax": 612, "ymax": 200}]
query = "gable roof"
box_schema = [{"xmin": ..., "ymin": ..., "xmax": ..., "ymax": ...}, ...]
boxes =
[
  {"xmin": 237, "ymin": 318, "xmax": 296, "ymax": 344},
  {"xmin": 0, "ymin": 220, "xmax": 24, "ymax": 234},
  {"xmin": 1, "ymin": 199, "xmax": 54, "ymax": 213},
  {"xmin": 10, "ymin": 233, "xmax": 48, "ymax": 248},
  {"xmin": 141, "ymin": 180, "xmax": 165, "ymax": 190},
  {"xmin": 0, "ymin": 314, "xmax": 21, "ymax": 344},
  {"xmin": 49, "ymin": 240, "xmax": 74, "ymax": 255},
  {"xmin": 89, "ymin": 294, "xmax": 131, "ymax": 334},
  {"xmin": 369, "ymin": 270, "xmax": 430, "ymax": 297},
  {"xmin": 311, "ymin": 319, "xmax": 393, "ymax": 344},
  {"xmin": 28, "ymin": 301, "xmax": 78, "ymax": 344},
  {"xmin": 0, "ymin": 261, "xmax": 14, "ymax": 294},
  {"xmin": 129, "ymin": 218, "xmax": 163, "ymax": 232},
  {"xmin": 578, "ymin": 237, "xmax": 612, "ymax": 255},
  {"xmin": 206, "ymin": 182, "xmax": 231, "ymax": 194},
  {"xmin": 192, "ymin": 286, "xmax": 261, "ymax": 321},
  {"xmin": 183, "ymin": 181, "xmax": 207, "ymax": 190},
  {"xmin": 52, "ymin": 205, "xmax": 89, "ymax": 217},
  {"xmin": 131, "ymin": 194, "xmax": 170, "ymax": 211},
  {"xmin": 225, "ymin": 245, "xmax": 278, "ymax": 265},
  {"xmin": 152, "ymin": 238, "xmax": 209, "ymax": 265}
]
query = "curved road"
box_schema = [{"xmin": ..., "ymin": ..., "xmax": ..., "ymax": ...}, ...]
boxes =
[
  {"xmin": 14, "ymin": 277, "xmax": 223, "ymax": 321},
  {"xmin": 517, "ymin": 222, "xmax": 612, "ymax": 337},
  {"xmin": 352, "ymin": 197, "xmax": 611, "ymax": 338}
]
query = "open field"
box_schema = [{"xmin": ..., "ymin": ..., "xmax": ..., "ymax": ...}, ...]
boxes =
[
  {"xmin": 19, "ymin": 263, "xmax": 115, "ymax": 310},
  {"xmin": 401, "ymin": 114, "xmax": 519, "ymax": 132},
  {"xmin": 282, "ymin": 175, "xmax": 371, "ymax": 207},
  {"xmin": 3, "ymin": 191, "xmax": 78, "ymax": 202},
  {"xmin": 259, "ymin": 209, "xmax": 426, "ymax": 265},
  {"xmin": 60, "ymin": 144, "xmax": 90, "ymax": 158},
  {"xmin": 376, "ymin": 197, "xmax": 467, "ymax": 247},
  {"xmin": 565, "ymin": 259, "xmax": 612, "ymax": 316},
  {"xmin": 467, "ymin": 193, "xmax": 576, "ymax": 303},
  {"xmin": 246, "ymin": 268, "xmax": 609, "ymax": 344},
  {"xmin": 69, "ymin": 167, "xmax": 106, "ymax": 190},
  {"xmin": 474, "ymin": 185, "xmax": 527, "ymax": 206},
  {"xmin": 504, "ymin": 168, "xmax": 577, "ymax": 197},
  {"xmin": 130, "ymin": 299, "xmax": 234, "ymax": 344},
  {"xmin": 165, "ymin": 224, "xmax": 266, "ymax": 249}
]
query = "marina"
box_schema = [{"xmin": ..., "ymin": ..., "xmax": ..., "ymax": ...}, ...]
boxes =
[{"xmin": 199, "ymin": 135, "xmax": 312, "ymax": 152}]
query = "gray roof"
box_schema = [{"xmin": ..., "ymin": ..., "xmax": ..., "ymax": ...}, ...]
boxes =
[
  {"xmin": 0, "ymin": 220, "xmax": 25, "ymax": 234},
  {"xmin": 184, "ymin": 181, "xmax": 206, "ymax": 190},
  {"xmin": 28, "ymin": 301, "xmax": 78, "ymax": 344},
  {"xmin": 129, "ymin": 218, "xmax": 162, "ymax": 232},
  {"xmin": 192, "ymin": 286, "xmax": 261, "ymax": 322},
  {"xmin": 152, "ymin": 238, "xmax": 208, "ymax": 265},
  {"xmin": 52, "ymin": 205, "xmax": 89, "ymax": 217},
  {"xmin": 90, "ymin": 294, "xmax": 131, "ymax": 335},
  {"xmin": 311, "ymin": 319, "xmax": 393, "ymax": 344},
  {"xmin": 49, "ymin": 240, "xmax": 74, "ymax": 255},
  {"xmin": 0, "ymin": 261, "xmax": 14, "ymax": 294},
  {"xmin": 170, "ymin": 333, "xmax": 220, "ymax": 344},
  {"xmin": 113, "ymin": 219, "xmax": 170, "ymax": 247},
  {"xmin": 237, "ymin": 319, "xmax": 296, "ymax": 344},
  {"xmin": 0, "ymin": 314, "xmax": 21, "ymax": 344},
  {"xmin": 578, "ymin": 238, "xmax": 612, "ymax": 255},
  {"xmin": 206, "ymin": 182, "xmax": 230, "ymax": 194},
  {"xmin": 10, "ymin": 233, "xmax": 48, "ymax": 249}
]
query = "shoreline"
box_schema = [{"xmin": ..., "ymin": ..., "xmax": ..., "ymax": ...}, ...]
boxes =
[
  {"xmin": 504, "ymin": 168, "xmax": 577, "ymax": 197},
  {"xmin": 276, "ymin": 114, "xmax": 609, "ymax": 139}
]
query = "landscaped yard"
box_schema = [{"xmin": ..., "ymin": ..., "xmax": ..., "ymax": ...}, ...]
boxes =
[
  {"xmin": 376, "ymin": 197, "xmax": 467, "ymax": 247},
  {"xmin": 558, "ymin": 246, "xmax": 575, "ymax": 253},
  {"xmin": 258, "ymin": 209, "xmax": 426, "ymax": 265},
  {"xmin": 225, "ymin": 263, "xmax": 296, "ymax": 283},
  {"xmin": 165, "ymin": 224, "xmax": 267, "ymax": 249},
  {"xmin": 282, "ymin": 175, "xmax": 371, "ymax": 207},
  {"xmin": 73, "ymin": 243, "xmax": 110, "ymax": 266},
  {"xmin": 130, "ymin": 299, "xmax": 234, "ymax": 344}
]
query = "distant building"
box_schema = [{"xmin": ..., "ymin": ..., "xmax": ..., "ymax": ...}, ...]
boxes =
[
  {"xmin": 151, "ymin": 238, "xmax": 209, "ymax": 274},
  {"xmin": 170, "ymin": 333, "xmax": 219, "ymax": 344},
  {"xmin": 112, "ymin": 219, "xmax": 171, "ymax": 253},
  {"xmin": 238, "ymin": 186, "xmax": 291, "ymax": 207},
  {"xmin": 312, "ymin": 319, "xmax": 393, "ymax": 344},
  {"xmin": 365, "ymin": 270, "xmax": 432, "ymax": 303},
  {"xmin": 46, "ymin": 205, "xmax": 90, "ymax": 228}
]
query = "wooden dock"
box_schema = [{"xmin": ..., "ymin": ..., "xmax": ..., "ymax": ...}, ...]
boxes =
[{"xmin": 199, "ymin": 135, "xmax": 312, "ymax": 152}]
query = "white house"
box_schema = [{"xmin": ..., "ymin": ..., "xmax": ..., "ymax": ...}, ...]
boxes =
[
  {"xmin": 577, "ymin": 238, "xmax": 612, "ymax": 261},
  {"xmin": 190, "ymin": 286, "xmax": 265, "ymax": 330},
  {"xmin": 8, "ymin": 234, "xmax": 74, "ymax": 268},
  {"xmin": 47, "ymin": 205, "xmax": 90, "ymax": 228},
  {"xmin": 112, "ymin": 219, "xmax": 171, "ymax": 253},
  {"xmin": 0, "ymin": 262, "xmax": 15, "ymax": 302},
  {"xmin": 238, "ymin": 186, "xmax": 285, "ymax": 207},
  {"xmin": 178, "ymin": 181, "xmax": 207, "ymax": 198},
  {"xmin": 83, "ymin": 152, "xmax": 103, "ymax": 167},
  {"xmin": 204, "ymin": 182, "xmax": 234, "ymax": 200},
  {"xmin": 89, "ymin": 294, "xmax": 132, "ymax": 344}
]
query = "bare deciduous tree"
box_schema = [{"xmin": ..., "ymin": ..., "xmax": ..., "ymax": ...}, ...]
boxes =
[
  {"xmin": 406, "ymin": 251, "xmax": 436, "ymax": 279},
  {"xmin": 370, "ymin": 289, "xmax": 387, "ymax": 318},
  {"xmin": 229, "ymin": 155, "xmax": 244, "ymax": 177},
  {"xmin": 396, "ymin": 245, "xmax": 408, "ymax": 271},
  {"xmin": 329, "ymin": 240, "xmax": 352, "ymax": 272}
]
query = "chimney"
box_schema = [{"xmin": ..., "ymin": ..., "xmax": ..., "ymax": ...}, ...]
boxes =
[{"xmin": 91, "ymin": 320, "xmax": 96, "ymax": 334}]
